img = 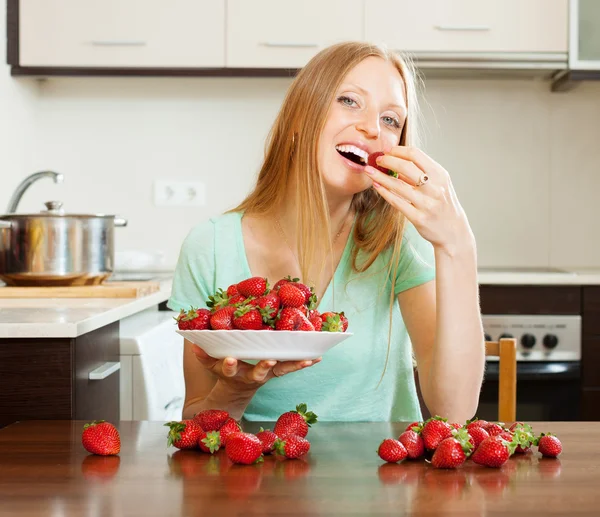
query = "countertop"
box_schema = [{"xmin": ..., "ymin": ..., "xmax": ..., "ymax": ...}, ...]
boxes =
[
  {"xmin": 0, "ymin": 420, "xmax": 595, "ymax": 517},
  {"xmin": 477, "ymin": 267, "xmax": 600, "ymax": 285},
  {"xmin": 0, "ymin": 278, "xmax": 172, "ymax": 339}
]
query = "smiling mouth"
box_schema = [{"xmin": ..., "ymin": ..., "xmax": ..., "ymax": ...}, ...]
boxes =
[{"xmin": 335, "ymin": 144, "xmax": 368, "ymax": 166}]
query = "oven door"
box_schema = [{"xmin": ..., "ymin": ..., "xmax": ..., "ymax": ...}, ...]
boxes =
[{"xmin": 476, "ymin": 361, "xmax": 581, "ymax": 422}]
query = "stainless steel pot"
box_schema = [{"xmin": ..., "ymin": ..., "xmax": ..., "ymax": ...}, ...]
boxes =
[{"xmin": 0, "ymin": 201, "xmax": 127, "ymax": 286}]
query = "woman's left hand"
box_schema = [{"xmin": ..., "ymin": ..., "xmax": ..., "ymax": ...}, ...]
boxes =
[{"xmin": 365, "ymin": 146, "xmax": 475, "ymax": 256}]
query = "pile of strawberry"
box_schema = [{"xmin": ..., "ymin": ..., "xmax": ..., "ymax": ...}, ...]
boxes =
[
  {"xmin": 175, "ymin": 275, "xmax": 348, "ymax": 332},
  {"xmin": 377, "ymin": 416, "xmax": 562, "ymax": 469},
  {"xmin": 164, "ymin": 403, "xmax": 317, "ymax": 465}
]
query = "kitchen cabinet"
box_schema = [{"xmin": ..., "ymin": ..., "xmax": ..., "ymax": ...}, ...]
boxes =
[
  {"xmin": 366, "ymin": 0, "xmax": 567, "ymax": 63},
  {"xmin": 569, "ymin": 0, "xmax": 600, "ymax": 69},
  {"xmin": 0, "ymin": 323, "xmax": 120, "ymax": 429},
  {"xmin": 16, "ymin": 0, "xmax": 225, "ymax": 68},
  {"xmin": 226, "ymin": 0, "xmax": 364, "ymax": 68},
  {"xmin": 582, "ymin": 286, "xmax": 600, "ymax": 420}
]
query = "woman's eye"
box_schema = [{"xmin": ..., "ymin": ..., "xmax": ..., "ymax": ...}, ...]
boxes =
[
  {"xmin": 383, "ymin": 116, "xmax": 401, "ymax": 129},
  {"xmin": 338, "ymin": 95, "xmax": 357, "ymax": 107}
]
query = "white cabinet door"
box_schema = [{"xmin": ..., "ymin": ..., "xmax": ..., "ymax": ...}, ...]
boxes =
[
  {"xmin": 227, "ymin": 0, "xmax": 364, "ymax": 68},
  {"xmin": 569, "ymin": 0, "xmax": 600, "ymax": 69},
  {"xmin": 19, "ymin": 0, "xmax": 225, "ymax": 68},
  {"xmin": 365, "ymin": 0, "xmax": 568, "ymax": 54}
]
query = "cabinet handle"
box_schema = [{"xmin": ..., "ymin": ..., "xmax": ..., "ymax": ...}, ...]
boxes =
[
  {"xmin": 89, "ymin": 361, "xmax": 120, "ymax": 380},
  {"xmin": 90, "ymin": 41, "xmax": 147, "ymax": 47},
  {"xmin": 434, "ymin": 25, "xmax": 491, "ymax": 32},
  {"xmin": 260, "ymin": 42, "xmax": 319, "ymax": 48}
]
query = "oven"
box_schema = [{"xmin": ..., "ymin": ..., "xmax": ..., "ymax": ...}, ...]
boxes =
[{"xmin": 478, "ymin": 314, "xmax": 582, "ymax": 422}]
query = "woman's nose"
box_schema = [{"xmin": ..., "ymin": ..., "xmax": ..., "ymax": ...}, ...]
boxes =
[{"xmin": 355, "ymin": 110, "xmax": 380, "ymax": 139}]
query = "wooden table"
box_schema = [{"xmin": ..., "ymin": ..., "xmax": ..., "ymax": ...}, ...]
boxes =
[{"xmin": 0, "ymin": 421, "xmax": 598, "ymax": 516}]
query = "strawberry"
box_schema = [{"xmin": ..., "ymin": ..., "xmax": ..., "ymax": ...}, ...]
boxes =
[
  {"xmin": 225, "ymin": 432, "xmax": 264, "ymax": 465},
  {"xmin": 420, "ymin": 416, "xmax": 453, "ymax": 451},
  {"xmin": 398, "ymin": 429, "xmax": 425, "ymax": 460},
  {"xmin": 275, "ymin": 435, "xmax": 311, "ymax": 459},
  {"xmin": 255, "ymin": 427, "xmax": 278, "ymax": 454},
  {"xmin": 237, "ymin": 277, "xmax": 268, "ymax": 298},
  {"xmin": 233, "ymin": 305, "xmax": 263, "ymax": 330},
  {"xmin": 251, "ymin": 291, "xmax": 281, "ymax": 313},
  {"xmin": 404, "ymin": 421, "xmax": 422, "ymax": 432},
  {"xmin": 194, "ymin": 409, "xmax": 229, "ymax": 432},
  {"xmin": 378, "ymin": 439, "xmax": 408, "ymax": 463},
  {"xmin": 298, "ymin": 313, "xmax": 315, "ymax": 331},
  {"xmin": 536, "ymin": 433, "xmax": 562, "ymax": 458},
  {"xmin": 198, "ymin": 430, "xmax": 221, "ymax": 453},
  {"xmin": 278, "ymin": 283, "xmax": 306, "ymax": 308},
  {"xmin": 273, "ymin": 403, "xmax": 317, "ymax": 438},
  {"xmin": 226, "ymin": 284, "xmax": 239, "ymax": 297},
  {"xmin": 467, "ymin": 426, "xmax": 490, "ymax": 451},
  {"xmin": 471, "ymin": 436, "xmax": 512, "ymax": 467},
  {"xmin": 309, "ymin": 315, "xmax": 323, "ymax": 331},
  {"xmin": 450, "ymin": 423, "xmax": 462, "ymax": 430},
  {"xmin": 320, "ymin": 312, "xmax": 344, "ymax": 333},
  {"xmin": 367, "ymin": 151, "xmax": 397, "ymax": 178},
  {"xmin": 487, "ymin": 423, "xmax": 504, "ymax": 436},
  {"xmin": 175, "ymin": 307, "xmax": 211, "ymax": 330},
  {"xmin": 431, "ymin": 429, "xmax": 473, "ymax": 469},
  {"xmin": 218, "ymin": 417, "xmax": 243, "ymax": 446},
  {"xmin": 273, "ymin": 276, "xmax": 296, "ymax": 291},
  {"xmin": 165, "ymin": 420, "xmax": 202, "ymax": 450},
  {"xmin": 466, "ymin": 418, "xmax": 489, "ymax": 432},
  {"xmin": 510, "ymin": 422, "xmax": 535, "ymax": 453},
  {"xmin": 339, "ymin": 312, "xmax": 349, "ymax": 332},
  {"xmin": 206, "ymin": 288, "xmax": 230, "ymax": 311},
  {"xmin": 227, "ymin": 294, "xmax": 246, "ymax": 306},
  {"xmin": 275, "ymin": 307, "xmax": 305, "ymax": 331},
  {"xmin": 81, "ymin": 420, "xmax": 120, "ymax": 456},
  {"xmin": 210, "ymin": 306, "xmax": 236, "ymax": 330}
]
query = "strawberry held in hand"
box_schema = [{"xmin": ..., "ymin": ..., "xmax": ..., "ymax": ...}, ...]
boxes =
[
  {"xmin": 82, "ymin": 420, "xmax": 121, "ymax": 456},
  {"xmin": 273, "ymin": 403, "xmax": 318, "ymax": 438},
  {"xmin": 368, "ymin": 151, "xmax": 397, "ymax": 178}
]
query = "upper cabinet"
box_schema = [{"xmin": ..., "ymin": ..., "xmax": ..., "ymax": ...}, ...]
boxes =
[
  {"xmin": 18, "ymin": 0, "xmax": 225, "ymax": 68},
  {"xmin": 366, "ymin": 0, "xmax": 568, "ymax": 61},
  {"xmin": 226, "ymin": 0, "xmax": 364, "ymax": 68},
  {"xmin": 569, "ymin": 0, "xmax": 600, "ymax": 69}
]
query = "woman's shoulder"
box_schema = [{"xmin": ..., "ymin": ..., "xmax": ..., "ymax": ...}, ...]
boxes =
[{"xmin": 182, "ymin": 211, "xmax": 242, "ymax": 250}]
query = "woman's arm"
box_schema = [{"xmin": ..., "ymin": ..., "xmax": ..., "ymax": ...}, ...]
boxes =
[{"xmin": 398, "ymin": 240, "xmax": 485, "ymax": 423}]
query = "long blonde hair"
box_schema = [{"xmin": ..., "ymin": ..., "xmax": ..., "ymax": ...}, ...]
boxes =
[{"xmin": 234, "ymin": 41, "xmax": 422, "ymax": 292}]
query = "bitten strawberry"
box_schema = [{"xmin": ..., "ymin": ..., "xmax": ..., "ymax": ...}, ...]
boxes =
[
  {"xmin": 398, "ymin": 429, "xmax": 425, "ymax": 460},
  {"xmin": 278, "ymin": 283, "xmax": 306, "ymax": 308},
  {"xmin": 194, "ymin": 409, "xmax": 229, "ymax": 432},
  {"xmin": 471, "ymin": 436, "xmax": 513, "ymax": 468},
  {"xmin": 82, "ymin": 420, "xmax": 120, "ymax": 456},
  {"xmin": 210, "ymin": 306, "xmax": 236, "ymax": 330},
  {"xmin": 165, "ymin": 420, "xmax": 202, "ymax": 450},
  {"xmin": 367, "ymin": 151, "xmax": 397, "ymax": 177},
  {"xmin": 225, "ymin": 433, "xmax": 264, "ymax": 465},
  {"xmin": 431, "ymin": 429, "xmax": 473, "ymax": 469},
  {"xmin": 237, "ymin": 277, "xmax": 268, "ymax": 298},
  {"xmin": 378, "ymin": 439, "xmax": 408, "ymax": 463},
  {"xmin": 273, "ymin": 403, "xmax": 318, "ymax": 438},
  {"xmin": 536, "ymin": 433, "xmax": 562, "ymax": 458},
  {"xmin": 420, "ymin": 416, "xmax": 453, "ymax": 451},
  {"xmin": 274, "ymin": 435, "xmax": 311, "ymax": 459},
  {"xmin": 255, "ymin": 428, "xmax": 278, "ymax": 454}
]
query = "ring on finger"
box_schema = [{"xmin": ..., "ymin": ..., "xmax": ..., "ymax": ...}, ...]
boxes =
[{"xmin": 415, "ymin": 173, "xmax": 429, "ymax": 187}]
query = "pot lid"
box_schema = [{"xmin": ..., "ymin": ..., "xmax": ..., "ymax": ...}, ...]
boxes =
[{"xmin": 0, "ymin": 201, "xmax": 127, "ymax": 225}]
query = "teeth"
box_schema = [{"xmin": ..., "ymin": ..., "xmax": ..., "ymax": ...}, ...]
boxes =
[{"xmin": 335, "ymin": 144, "xmax": 368, "ymax": 164}]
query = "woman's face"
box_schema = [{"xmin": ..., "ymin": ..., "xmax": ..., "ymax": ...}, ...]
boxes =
[{"xmin": 318, "ymin": 57, "xmax": 407, "ymax": 199}]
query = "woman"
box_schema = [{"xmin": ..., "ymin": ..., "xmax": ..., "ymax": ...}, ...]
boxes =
[{"xmin": 167, "ymin": 41, "xmax": 485, "ymax": 424}]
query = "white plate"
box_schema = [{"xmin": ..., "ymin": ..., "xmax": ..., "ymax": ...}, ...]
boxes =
[{"xmin": 176, "ymin": 329, "xmax": 353, "ymax": 361}]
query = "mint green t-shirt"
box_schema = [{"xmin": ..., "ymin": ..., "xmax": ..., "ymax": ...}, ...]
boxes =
[{"xmin": 167, "ymin": 211, "xmax": 436, "ymax": 422}]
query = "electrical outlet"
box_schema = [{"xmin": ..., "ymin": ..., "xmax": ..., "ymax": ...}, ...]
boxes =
[{"xmin": 153, "ymin": 180, "xmax": 206, "ymax": 207}]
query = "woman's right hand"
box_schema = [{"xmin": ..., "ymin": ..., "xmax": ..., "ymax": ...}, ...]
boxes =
[{"xmin": 190, "ymin": 345, "xmax": 321, "ymax": 393}]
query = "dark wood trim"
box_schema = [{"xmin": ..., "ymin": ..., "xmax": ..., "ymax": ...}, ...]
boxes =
[
  {"xmin": 583, "ymin": 286, "xmax": 600, "ymax": 336},
  {"xmin": 479, "ymin": 285, "xmax": 581, "ymax": 315},
  {"xmin": 6, "ymin": 0, "xmax": 18, "ymax": 65},
  {"xmin": 11, "ymin": 66, "xmax": 301, "ymax": 78}
]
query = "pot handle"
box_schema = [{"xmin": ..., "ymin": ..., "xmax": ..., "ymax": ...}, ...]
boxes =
[
  {"xmin": 114, "ymin": 217, "xmax": 128, "ymax": 227},
  {"xmin": 0, "ymin": 220, "xmax": 12, "ymax": 229}
]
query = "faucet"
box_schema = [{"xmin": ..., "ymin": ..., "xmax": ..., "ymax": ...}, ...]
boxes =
[{"xmin": 6, "ymin": 171, "xmax": 64, "ymax": 213}]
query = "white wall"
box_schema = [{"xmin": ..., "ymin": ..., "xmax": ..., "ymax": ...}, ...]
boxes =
[{"xmin": 1, "ymin": 0, "xmax": 599, "ymax": 270}]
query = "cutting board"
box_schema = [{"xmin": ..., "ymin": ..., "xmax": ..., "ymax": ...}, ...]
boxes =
[{"xmin": 0, "ymin": 281, "xmax": 161, "ymax": 298}]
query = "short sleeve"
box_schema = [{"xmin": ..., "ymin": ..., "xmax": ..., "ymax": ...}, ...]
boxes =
[
  {"xmin": 394, "ymin": 222, "xmax": 436, "ymax": 295},
  {"xmin": 167, "ymin": 220, "xmax": 216, "ymax": 313}
]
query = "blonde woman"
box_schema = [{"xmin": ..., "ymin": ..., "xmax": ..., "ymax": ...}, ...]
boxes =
[{"xmin": 168, "ymin": 41, "xmax": 485, "ymax": 424}]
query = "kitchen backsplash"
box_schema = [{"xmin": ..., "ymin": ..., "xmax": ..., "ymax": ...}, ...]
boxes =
[{"xmin": 1, "ymin": 9, "xmax": 600, "ymax": 271}]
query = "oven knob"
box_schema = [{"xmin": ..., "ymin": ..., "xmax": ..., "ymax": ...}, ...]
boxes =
[
  {"xmin": 521, "ymin": 333, "xmax": 536, "ymax": 349},
  {"xmin": 484, "ymin": 333, "xmax": 492, "ymax": 342},
  {"xmin": 498, "ymin": 333, "xmax": 514, "ymax": 340},
  {"xmin": 543, "ymin": 334, "xmax": 559, "ymax": 349}
]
